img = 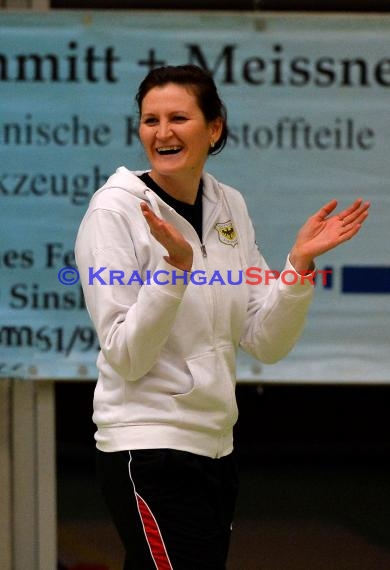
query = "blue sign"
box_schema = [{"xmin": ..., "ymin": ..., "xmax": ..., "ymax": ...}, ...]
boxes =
[{"xmin": 0, "ymin": 12, "xmax": 388, "ymax": 381}]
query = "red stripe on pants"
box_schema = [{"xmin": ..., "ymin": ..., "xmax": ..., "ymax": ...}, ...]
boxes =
[{"xmin": 136, "ymin": 493, "xmax": 173, "ymax": 570}]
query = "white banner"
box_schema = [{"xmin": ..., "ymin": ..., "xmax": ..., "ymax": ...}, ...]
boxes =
[{"xmin": 0, "ymin": 11, "xmax": 388, "ymax": 381}]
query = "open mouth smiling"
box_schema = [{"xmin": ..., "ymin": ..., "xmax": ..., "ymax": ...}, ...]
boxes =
[{"xmin": 156, "ymin": 146, "xmax": 183, "ymax": 155}]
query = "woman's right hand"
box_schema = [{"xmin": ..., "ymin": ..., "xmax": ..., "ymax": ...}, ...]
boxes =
[{"xmin": 141, "ymin": 202, "xmax": 193, "ymax": 272}]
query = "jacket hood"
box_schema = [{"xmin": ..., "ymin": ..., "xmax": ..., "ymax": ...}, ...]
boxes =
[
  {"xmin": 100, "ymin": 166, "xmax": 151, "ymax": 199},
  {"xmin": 93, "ymin": 166, "xmax": 222, "ymax": 215},
  {"xmin": 91, "ymin": 166, "xmax": 165, "ymax": 217}
]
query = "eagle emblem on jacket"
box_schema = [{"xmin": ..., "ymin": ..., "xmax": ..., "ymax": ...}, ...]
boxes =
[{"xmin": 215, "ymin": 221, "xmax": 238, "ymax": 247}]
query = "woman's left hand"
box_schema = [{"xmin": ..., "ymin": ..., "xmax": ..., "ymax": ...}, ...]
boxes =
[{"xmin": 290, "ymin": 198, "xmax": 370, "ymax": 273}]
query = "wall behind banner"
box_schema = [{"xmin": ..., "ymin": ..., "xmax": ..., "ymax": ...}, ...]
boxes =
[{"xmin": 0, "ymin": 11, "xmax": 388, "ymax": 383}]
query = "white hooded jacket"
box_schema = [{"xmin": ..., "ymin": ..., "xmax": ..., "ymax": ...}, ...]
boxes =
[{"xmin": 75, "ymin": 167, "xmax": 314, "ymax": 458}]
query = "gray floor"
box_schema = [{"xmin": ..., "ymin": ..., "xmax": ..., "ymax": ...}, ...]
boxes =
[
  {"xmin": 56, "ymin": 383, "xmax": 390, "ymax": 570},
  {"xmin": 57, "ymin": 455, "xmax": 390, "ymax": 570}
]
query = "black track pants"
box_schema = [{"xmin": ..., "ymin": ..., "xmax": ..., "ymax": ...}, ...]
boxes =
[{"xmin": 96, "ymin": 448, "xmax": 238, "ymax": 570}]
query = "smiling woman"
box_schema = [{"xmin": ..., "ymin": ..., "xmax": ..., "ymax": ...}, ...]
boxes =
[
  {"xmin": 74, "ymin": 64, "xmax": 369, "ymax": 570},
  {"xmin": 138, "ymin": 83, "xmax": 221, "ymax": 204},
  {"xmin": 136, "ymin": 65, "xmax": 227, "ymax": 204}
]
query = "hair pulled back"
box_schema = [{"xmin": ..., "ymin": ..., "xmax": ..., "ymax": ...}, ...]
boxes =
[{"xmin": 136, "ymin": 64, "xmax": 228, "ymax": 155}]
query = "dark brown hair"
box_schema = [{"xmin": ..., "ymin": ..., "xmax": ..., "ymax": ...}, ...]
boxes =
[{"xmin": 135, "ymin": 64, "xmax": 228, "ymax": 155}]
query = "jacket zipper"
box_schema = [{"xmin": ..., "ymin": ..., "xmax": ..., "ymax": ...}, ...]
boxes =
[
  {"xmin": 153, "ymin": 195, "xmax": 220, "ymax": 338},
  {"xmin": 156, "ymin": 195, "xmax": 237, "ymax": 429}
]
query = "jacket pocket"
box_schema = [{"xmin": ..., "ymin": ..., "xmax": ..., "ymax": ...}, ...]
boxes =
[{"xmin": 173, "ymin": 347, "xmax": 238, "ymax": 429}]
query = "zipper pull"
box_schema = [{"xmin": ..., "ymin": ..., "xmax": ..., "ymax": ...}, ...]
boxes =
[{"xmin": 201, "ymin": 244, "xmax": 207, "ymax": 258}]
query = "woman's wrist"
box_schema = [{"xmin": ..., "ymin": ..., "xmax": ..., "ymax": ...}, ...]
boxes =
[
  {"xmin": 164, "ymin": 255, "xmax": 193, "ymax": 273},
  {"xmin": 289, "ymin": 247, "xmax": 315, "ymax": 274}
]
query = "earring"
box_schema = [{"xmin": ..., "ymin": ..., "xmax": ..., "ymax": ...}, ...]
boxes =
[{"xmin": 210, "ymin": 140, "xmax": 215, "ymax": 148}]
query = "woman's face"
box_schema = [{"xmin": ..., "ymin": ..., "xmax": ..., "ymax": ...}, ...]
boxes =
[{"xmin": 139, "ymin": 83, "xmax": 222, "ymax": 184}]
